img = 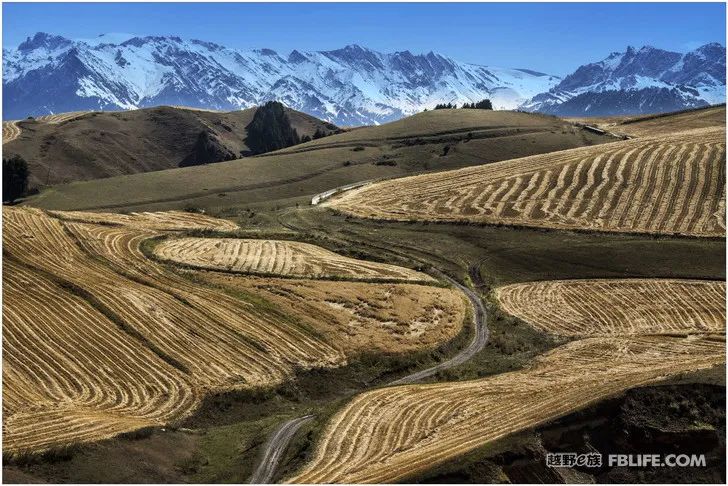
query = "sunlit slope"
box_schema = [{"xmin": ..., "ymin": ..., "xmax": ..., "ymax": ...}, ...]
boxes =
[
  {"xmin": 3, "ymin": 105, "xmax": 335, "ymax": 188},
  {"xmin": 326, "ymin": 127, "xmax": 726, "ymax": 237},
  {"xmin": 496, "ymin": 279, "xmax": 726, "ymax": 336},
  {"xmin": 3, "ymin": 207, "xmax": 464, "ymax": 453},
  {"xmin": 25, "ymin": 109, "xmax": 607, "ymax": 212},
  {"xmin": 287, "ymin": 278, "xmax": 725, "ymax": 483},
  {"xmin": 289, "ymin": 336, "xmax": 724, "ymax": 483},
  {"xmin": 568, "ymin": 104, "xmax": 726, "ymax": 138},
  {"xmin": 154, "ymin": 237, "xmax": 433, "ymax": 281}
]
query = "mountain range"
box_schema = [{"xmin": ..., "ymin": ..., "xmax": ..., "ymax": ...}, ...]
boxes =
[
  {"xmin": 3, "ymin": 32, "xmax": 725, "ymax": 123},
  {"xmin": 522, "ymin": 43, "xmax": 725, "ymax": 116}
]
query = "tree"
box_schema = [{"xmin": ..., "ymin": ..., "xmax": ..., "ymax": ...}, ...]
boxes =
[
  {"xmin": 3, "ymin": 154, "xmax": 29, "ymax": 203},
  {"xmin": 434, "ymin": 102, "xmax": 456, "ymax": 110},
  {"xmin": 244, "ymin": 101, "xmax": 301, "ymax": 155},
  {"xmin": 462, "ymin": 99, "xmax": 493, "ymax": 110}
]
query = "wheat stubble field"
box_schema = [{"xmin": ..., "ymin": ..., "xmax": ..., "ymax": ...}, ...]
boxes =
[
  {"xmin": 2, "ymin": 206, "xmax": 464, "ymax": 454},
  {"xmin": 497, "ymin": 279, "xmax": 726, "ymax": 336},
  {"xmin": 2, "ymin": 121, "xmax": 21, "ymax": 144},
  {"xmin": 326, "ymin": 127, "xmax": 726, "ymax": 237},
  {"xmin": 288, "ymin": 278, "xmax": 726, "ymax": 483},
  {"xmin": 154, "ymin": 237, "xmax": 433, "ymax": 281}
]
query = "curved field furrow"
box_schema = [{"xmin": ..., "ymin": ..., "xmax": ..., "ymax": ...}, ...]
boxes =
[
  {"xmin": 288, "ymin": 335, "xmax": 725, "ymax": 483},
  {"xmin": 3, "ymin": 121, "xmax": 21, "ymax": 144},
  {"xmin": 153, "ymin": 237, "xmax": 433, "ymax": 282},
  {"xmin": 326, "ymin": 127, "xmax": 726, "ymax": 237},
  {"xmin": 34, "ymin": 111, "xmax": 90, "ymax": 124},
  {"xmin": 3, "ymin": 260, "xmax": 198, "ymax": 453},
  {"xmin": 4, "ymin": 206, "xmax": 463, "ymax": 453},
  {"xmin": 496, "ymin": 279, "xmax": 726, "ymax": 337},
  {"xmin": 287, "ymin": 277, "xmax": 725, "ymax": 483},
  {"xmin": 48, "ymin": 209, "xmax": 239, "ymax": 232}
]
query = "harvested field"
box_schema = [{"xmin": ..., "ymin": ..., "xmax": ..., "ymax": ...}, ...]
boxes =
[
  {"xmin": 198, "ymin": 274, "xmax": 465, "ymax": 354},
  {"xmin": 35, "ymin": 111, "xmax": 91, "ymax": 124},
  {"xmin": 496, "ymin": 279, "xmax": 727, "ymax": 337},
  {"xmin": 288, "ymin": 335, "xmax": 725, "ymax": 483},
  {"xmin": 3, "ymin": 207, "xmax": 459, "ymax": 454},
  {"xmin": 154, "ymin": 237, "xmax": 433, "ymax": 282},
  {"xmin": 3, "ymin": 260, "xmax": 198, "ymax": 453},
  {"xmin": 326, "ymin": 127, "xmax": 726, "ymax": 237},
  {"xmin": 287, "ymin": 276, "xmax": 725, "ymax": 483},
  {"xmin": 567, "ymin": 105, "xmax": 726, "ymax": 138},
  {"xmin": 48, "ymin": 209, "xmax": 239, "ymax": 232},
  {"xmin": 3, "ymin": 121, "xmax": 21, "ymax": 144}
]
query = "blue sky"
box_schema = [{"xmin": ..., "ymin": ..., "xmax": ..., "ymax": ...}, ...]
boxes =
[{"xmin": 3, "ymin": 2, "xmax": 725, "ymax": 74}]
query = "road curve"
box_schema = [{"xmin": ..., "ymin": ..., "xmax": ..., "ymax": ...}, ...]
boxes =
[
  {"xmin": 388, "ymin": 270, "xmax": 488, "ymax": 385},
  {"xmin": 248, "ymin": 414, "xmax": 315, "ymax": 484},
  {"xmin": 248, "ymin": 267, "xmax": 488, "ymax": 483}
]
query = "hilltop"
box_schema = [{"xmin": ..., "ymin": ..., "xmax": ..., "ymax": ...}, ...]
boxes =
[
  {"xmin": 24, "ymin": 109, "xmax": 608, "ymax": 212},
  {"xmin": 3, "ymin": 105, "xmax": 337, "ymax": 188}
]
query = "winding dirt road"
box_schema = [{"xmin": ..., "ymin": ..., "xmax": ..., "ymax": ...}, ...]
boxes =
[
  {"xmin": 248, "ymin": 267, "xmax": 488, "ymax": 483},
  {"xmin": 248, "ymin": 415, "xmax": 315, "ymax": 484}
]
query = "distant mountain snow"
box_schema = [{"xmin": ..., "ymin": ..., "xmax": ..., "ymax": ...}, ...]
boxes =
[
  {"xmin": 3, "ymin": 33, "xmax": 561, "ymax": 124},
  {"xmin": 4, "ymin": 34, "xmax": 724, "ymax": 122},
  {"xmin": 522, "ymin": 44, "xmax": 725, "ymax": 116}
]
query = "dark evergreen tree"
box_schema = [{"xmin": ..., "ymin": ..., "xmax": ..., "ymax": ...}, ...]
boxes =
[
  {"xmin": 3, "ymin": 154, "xmax": 29, "ymax": 203},
  {"xmin": 244, "ymin": 101, "xmax": 301, "ymax": 155}
]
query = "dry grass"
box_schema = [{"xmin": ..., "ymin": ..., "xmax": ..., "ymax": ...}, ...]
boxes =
[
  {"xmin": 287, "ymin": 277, "xmax": 726, "ymax": 483},
  {"xmin": 496, "ymin": 279, "xmax": 726, "ymax": 337},
  {"xmin": 3, "ymin": 207, "xmax": 460, "ymax": 454},
  {"xmin": 288, "ymin": 335, "xmax": 725, "ymax": 483},
  {"xmin": 48, "ymin": 209, "xmax": 239, "ymax": 232},
  {"xmin": 566, "ymin": 105, "xmax": 725, "ymax": 138},
  {"xmin": 326, "ymin": 127, "xmax": 726, "ymax": 237},
  {"xmin": 154, "ymin": 237, "xmax": 433, "ymax": 282},
  {"xmin": 35, "ymin": 111, "xmax": 91, "ymax": 124},
  {"xmin": 3, "ymin": 121, "xmax": 21, "ymax": 144},
  {"xmin": 199, "ymin": 274, "xmax": 466, "ymax": 355}
]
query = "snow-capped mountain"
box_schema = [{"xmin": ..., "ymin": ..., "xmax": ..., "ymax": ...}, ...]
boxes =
[
  {"xmin": 3, "ymin": 32, "xmax": 560, "ymax": 124},
  {"xmin": 522, "ymin": 44, "xmax": 725, "ymax": 116}
]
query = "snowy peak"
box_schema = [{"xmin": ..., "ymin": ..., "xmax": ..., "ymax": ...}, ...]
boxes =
[
  {"xmin": 17, "ymin": 32, "xmax": 72, "ymax": 52},
  {"xmin": 523, "ymin": 43, "xmax": 725, "ymax": 116},
  {"xmin": 3, "ymin": 32, "xmax": 560, "ymax": 123}
]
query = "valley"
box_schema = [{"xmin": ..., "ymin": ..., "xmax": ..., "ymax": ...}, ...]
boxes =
[{"xmin": 3, "ymin": 103, "xmax": 726, "ymax": 484}]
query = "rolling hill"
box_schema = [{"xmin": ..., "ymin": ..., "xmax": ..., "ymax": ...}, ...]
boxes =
[
  {"xmin": 567, "ymin": 104, "xmax": 726, "ymax": 138},
  {"xmin": 3, "ymin": 206, "xmax": 465, "ymax": 454},
  {"xmin": 289, "ymin": 281, "xmax": 725, "ymax": 483},
  {"xmin": 324, "ymin": 125, "xmax": 726, "ymax": 237},
  {"xmin": 23, "ymin": 109, "xmax": 608, "ymax": 212},
  {"xmin": 2, "ymin": 105, "xmax": 337, "ymax": 188}
]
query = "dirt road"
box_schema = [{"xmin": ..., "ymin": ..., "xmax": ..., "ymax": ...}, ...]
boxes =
[
  {"xmin": 248, "ymin": 415, "xmax": 315, "ymax": 484},
  {"xmin": 248, "ymin": 266, "xmax": 488, "ymax": 483}
]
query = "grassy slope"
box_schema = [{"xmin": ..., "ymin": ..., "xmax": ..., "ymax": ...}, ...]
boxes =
[
  {"xmin": 4, "ymin": 105, "xmax": 335, "ymax": 188},
  {"xmin": 6, "ymin": 107, "xmax": 724, "ymax": 483},
  {"xmin": 566, "ymin": 104, "xmax": 726, "ymax": 137},
  {"xmin": 25, "ymin": 109, "xmax": 607, "ymax": 212}
]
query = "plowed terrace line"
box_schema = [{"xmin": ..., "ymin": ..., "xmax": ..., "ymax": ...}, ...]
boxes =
[
  {"xmin": 3, "ymin": 207, "xmax": 464, "ymax": 454},
  {"xmin": 286, "ymin": 278, "xmax": 725, "ymax": 483},
  {"xmin": 325, "ymin": 127, "xmax": 726, "ymax": 237},
  {"xmin": 3, "ymin": 121, "xmax": 21, "ymax": 144},
  {"xmin": 154, "ymin": 237, "xmax": 433, "ymax": 282}
]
